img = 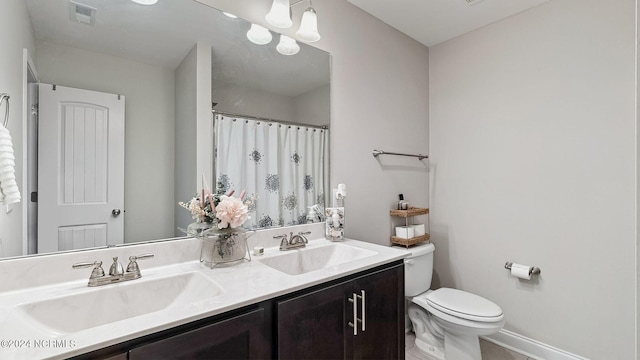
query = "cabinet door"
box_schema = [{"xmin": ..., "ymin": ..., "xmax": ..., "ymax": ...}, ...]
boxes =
[
  {"xmin": 352, "ymin": 264, "xmax": 404, "ymax": 360},
  {"xmin": 277, "ymin": 281, "xmax": 352, "ymax": 360},
  {"xmin": 129, "ymin": 307, "xmax": 270, "ymax": 360}
]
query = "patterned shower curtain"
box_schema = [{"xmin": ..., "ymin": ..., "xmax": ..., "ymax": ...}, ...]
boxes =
[{"xmin": 215, "ymin": 115, "xmax": 328, "ymax": 229}]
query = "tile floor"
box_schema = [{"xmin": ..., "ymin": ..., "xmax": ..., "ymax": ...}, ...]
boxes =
[{"xmin": 405, "ymin": 332, "xmax": 535, "ymax": 360}]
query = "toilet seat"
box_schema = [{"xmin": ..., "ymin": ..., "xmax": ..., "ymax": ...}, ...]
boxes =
[{"xmin": 412, "ymin": 288, "xmax": 504, "ymax": 323}]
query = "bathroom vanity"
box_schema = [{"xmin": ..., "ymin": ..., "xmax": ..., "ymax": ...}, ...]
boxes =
[
  {"xmin": 75, "ymin": 262, "xmax": 403, "ymax": 360},
  {"xmin": 0, "ymin": 232, "xmax": 407, "ymax": 360}
]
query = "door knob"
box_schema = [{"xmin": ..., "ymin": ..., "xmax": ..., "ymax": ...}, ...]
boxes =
[{"xmin": 112, "ymin": 209, "xmax": 122, "ymax": 217}]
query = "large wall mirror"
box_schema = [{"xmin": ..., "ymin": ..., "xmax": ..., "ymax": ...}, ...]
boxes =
[{"xmin": 6, "ymin": 0, "xmax": 330, "ymax": 260}]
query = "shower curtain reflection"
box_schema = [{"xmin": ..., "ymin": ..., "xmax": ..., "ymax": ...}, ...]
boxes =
[{"xmin": 214, "ymin": 115, "xmax": 328, "ymax": 229}]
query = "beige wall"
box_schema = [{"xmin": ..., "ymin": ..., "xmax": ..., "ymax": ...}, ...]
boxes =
[
  {"xmin": 429, "ymin": 0, "xmax": 635, "ymax": 358},
  {"xmin": 36, "ymin": 42, "xmax": 176, "ymax": 244}
]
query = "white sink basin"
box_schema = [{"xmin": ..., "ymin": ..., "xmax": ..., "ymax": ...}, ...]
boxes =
[
  {"xmin": 17, "ymin": 271, "xmax": 223, "ymax": 334},
  {"xmin": 259, "ymin": 243, "xmax": 377, "ymax": 275}
]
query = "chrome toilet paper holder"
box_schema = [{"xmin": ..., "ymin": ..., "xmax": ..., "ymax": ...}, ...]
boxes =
[{"xmin": 504, "ymin": 261, "xmax": 541, "ymax": 276}]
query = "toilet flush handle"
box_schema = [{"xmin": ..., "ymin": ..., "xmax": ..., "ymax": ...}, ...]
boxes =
[{"xmin": 404, "ymin": 259, "xmax": 414, "ymax": 265}]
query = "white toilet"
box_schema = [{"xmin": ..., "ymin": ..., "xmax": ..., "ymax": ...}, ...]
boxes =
[{"xmin": 405, "ymin": 243, "xmax": 505, "ymax": 360}]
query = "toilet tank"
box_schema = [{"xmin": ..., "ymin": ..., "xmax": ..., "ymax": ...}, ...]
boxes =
[{"xmin": 404, "ymin": 243, "xmax": 435, "ymax": 297}]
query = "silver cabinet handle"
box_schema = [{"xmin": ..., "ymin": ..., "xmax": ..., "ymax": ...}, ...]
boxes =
[
  {"xmin": 360, "ymin": 290, "xmax": 366, "ymax": 332},
  {"xmin": 348, "ymin": 293, "xmax": 358, "ymax": 336}
]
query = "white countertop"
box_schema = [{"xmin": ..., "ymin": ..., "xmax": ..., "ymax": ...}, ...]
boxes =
[{"xmin": 0, "ymin": 232, "xmax": 408, "ymax": 359}]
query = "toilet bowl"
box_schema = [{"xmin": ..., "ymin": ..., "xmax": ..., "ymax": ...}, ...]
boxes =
[{"xmin": 404, "ymin": 243, "xmax": 504, "ymax": 360}]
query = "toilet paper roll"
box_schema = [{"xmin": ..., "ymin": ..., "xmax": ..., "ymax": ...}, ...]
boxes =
[{"xmin": 510, "ymin": 263, "xmax": 532, "ymax": 280}]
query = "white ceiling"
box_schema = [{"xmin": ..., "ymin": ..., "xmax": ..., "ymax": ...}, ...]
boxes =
[{"xmin": 346, "ymin": 0, "xmax": 550, "ymax": 47}]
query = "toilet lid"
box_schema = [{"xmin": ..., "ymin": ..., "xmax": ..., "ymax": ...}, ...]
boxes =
[{"xmin": 425, "ymin": 288, "xmax": 503, "ymax": 322}]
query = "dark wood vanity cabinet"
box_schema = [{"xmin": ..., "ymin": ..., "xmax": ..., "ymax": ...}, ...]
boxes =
[
  {"xmin": 128, "ymin": 307, "xmax": 270, "ymax": 360},
  {"xmin": 277, "ymin": 263, "xmax": 405, "ymax": 360},
  {"xmin": 74, "ymin": 261, "xmax": 403, "ymax": 360},
  {"xmin": 74, "ymin": 306, "xmax": 271, "ymax": 360}
]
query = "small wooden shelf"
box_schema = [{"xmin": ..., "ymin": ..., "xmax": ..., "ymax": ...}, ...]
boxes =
[
  {"xmin": 389, "ymin": 207, "xmax": 429, "ymax": 217},
  {"xmin": 390, "ymin": 207, "xmax": 430, "ymax": 248},
  {"xmin": 391, "ymin": 234, "xmax": 430, "ymax": 247}
]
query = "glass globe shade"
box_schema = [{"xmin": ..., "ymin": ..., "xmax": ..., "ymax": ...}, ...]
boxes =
[
  {"xmin": 296, "ymin": 8, "xmax": 321, "ymax": 42},
  {"xmin": 247, "ymin": 24, "xmax": 273, "ymax": 45},
  {"xmin": 265, "ymin": 0, "xmax": 293, "ymax": 28},
  {"xmin": 276, "ymin": 35, "xmax": 300, "ymax": 56}
]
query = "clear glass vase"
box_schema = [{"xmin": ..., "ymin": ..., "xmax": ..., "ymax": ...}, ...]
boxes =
[
  {"xmin": 186, "ymin": 216, "xmax": 213, "ymax": 238},
  {"xmin": 200, "ymin": 227, "xmax": 255, "ymax": 268}
]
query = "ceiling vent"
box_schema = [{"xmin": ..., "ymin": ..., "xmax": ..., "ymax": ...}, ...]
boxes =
[{"xmin": 70, "ymin": 1, "xmax": 96, "ymax": 26}]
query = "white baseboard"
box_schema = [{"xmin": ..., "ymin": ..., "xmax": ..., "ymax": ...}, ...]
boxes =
[{"xmin": 482, "ymin": 329, "xmax": 588, "ymax": 360}]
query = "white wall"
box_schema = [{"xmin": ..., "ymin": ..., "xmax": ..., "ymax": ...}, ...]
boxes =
[
  {"xmin": 196, "ymin": 42, "xmax": 213, "ymax": 193},
  {"xmin": 212, "ymin": 82, "xmax": 296, "ymax": 123},
  {"xmin": 429, "ymin": 0, "xmax": 636, "ymax": 359},
  {"xmin": 212, "ymin": 82, "xmax": 329, "ymax": 127},
  {"xmin": 0, "ymin": 0, "xmax": 36, "ymax": 257},
  {"xmin": 295, "ymin": 84, "xmax": 330, "ymax": 127},
  {"xmin": 174, "ymin": 42, "xmax": 213, "ymax": 234},
  {"xmin": 175, "ymin": 45, "xmax": 199, "ymax": 235},
  {"xmin": 36, "ymin": 42, "xmax": 176, "ymax": 244}
]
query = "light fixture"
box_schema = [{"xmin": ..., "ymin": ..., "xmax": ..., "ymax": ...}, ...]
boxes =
[
  {"xmin": 222, "ymin": 12, "xmax": 238, "ymax": 19},
  {"xmin": 276, "ymin": 35, "xmax": 300, "ymax": 56},
  {"xmin": 247, "ymin": 24, "xmax": 273, "ymax": 45},
  {"xmin": 130, "ymin": 0, "xmax": 158, "ymax": 5},
  {"xmin": 295, "ymin": 5, "xmax": 320, "ymax": 42},
  {"xmin": 265, "ymin": 0, "xmax": 293, "ymax": 29},
  {"xmin": 264, "ymin": 0, "xmax": 321, "ymax": 43}
]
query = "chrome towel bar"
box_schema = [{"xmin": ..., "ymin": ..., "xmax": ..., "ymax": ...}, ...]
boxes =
[
  {"xmin": 372, "ymin": 149, "xmax": 428, "ymax": 160},
  {"xmin": 0, "ymin": 93, "xmax": 9, "ymax": 128}
]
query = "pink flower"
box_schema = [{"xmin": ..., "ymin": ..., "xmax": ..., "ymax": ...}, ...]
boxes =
[{"xmin": 215, "ymin": 195, "xmax": 250, "ymax": 229}]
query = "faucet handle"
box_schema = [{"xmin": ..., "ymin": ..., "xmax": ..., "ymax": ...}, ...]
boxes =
[
  {"xmin": 109, "ymin": 257, "xmax": 124, "ymax": 276},
  {"xmin": 273, "ymin": 234, "xmax": 289, "ymax": 245},
  {"xmin": 73, "ymin": 260, "xmax": 105, "ymax": 279},
  {"xmin": 298, "ymin": 231, "xmax": 311, "ymax": 243},
  {"xmin": 126, "ymin": 253, "xmax": 154, "ymax": 273}
]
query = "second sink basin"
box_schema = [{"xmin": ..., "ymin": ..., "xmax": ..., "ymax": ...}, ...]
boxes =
[
  {"xmin": 17, "ymin": 271, "xmax": 223, "ymax": 334},
  {"xmin": 259, "ymin": 242, "xmax": 376, "ymax": 275}
]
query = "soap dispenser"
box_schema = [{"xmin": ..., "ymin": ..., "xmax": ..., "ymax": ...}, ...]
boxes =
[
  {"xmin": 331, "ymin": 209, "xmax": 340, "ymax": 228},
  {"xmin": 325, "ymin": 207, "xmax": 344, "ymax": 241},
  {"xmin": 306, "ymin": 206, "xmax": 315, "ymax": 223}
]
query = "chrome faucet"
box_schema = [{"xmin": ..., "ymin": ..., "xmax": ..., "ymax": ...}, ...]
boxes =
[
  {"xmin": 109, "ymin": 257, "xmax": 124, "ymax": 276},
  {"xmin": 73, "ymin": 253, "xmax": 154, "ymax": 287},
  {"xmin": 275, "ymin": 231, "xmax": 311, "ymax": 251}
]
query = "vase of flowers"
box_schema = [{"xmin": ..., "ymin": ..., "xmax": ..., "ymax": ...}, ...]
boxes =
[{"xmin": 180, "ymin": 181, "xmax": 254, "ymax": 268}]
